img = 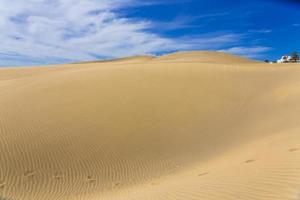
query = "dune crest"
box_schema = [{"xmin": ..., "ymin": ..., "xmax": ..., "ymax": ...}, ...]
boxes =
[
  {"xmin": 0, "ymin": 52, "xmax": 300, "ymax": 200},
  {"xmin": 156, "ymin": 51, "xmax": 258, "ymax": 63}
]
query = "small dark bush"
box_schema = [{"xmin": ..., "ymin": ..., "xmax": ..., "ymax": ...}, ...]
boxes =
[{"xmin": 291, "ymin": 51, "xmax": 299, "ymax": 62}]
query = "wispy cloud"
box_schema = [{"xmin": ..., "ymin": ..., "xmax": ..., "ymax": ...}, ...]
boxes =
[
  {"xmin": 248, "ymin": 29, "xmax": 272, "ymax": 34},
  {"xmin": 219, "ymin": 46, "xmax": 271, "ymax": 58},
  {"xmin": 0, "ymin": 0, "xmax": 268, "ymax": 66},
  {"xmin": 150, "ymin": 15, "xmax": 201, "ymax": 31},
  {"xmin": 150, "ymin": 12, "xmax": 230, "ymax": 31}
]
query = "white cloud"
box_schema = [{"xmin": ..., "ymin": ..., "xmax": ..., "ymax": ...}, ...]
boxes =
[
  {"xmin": 0, "ymin": 0, "xmax": 269, "ymax": 66},
  {"xmin": 248, "ymin": 29, "xmax": 272, "ymax": 33},
  {"xmin": 219, "ymin": 46, "xmax": 271, "ymax": 58}
]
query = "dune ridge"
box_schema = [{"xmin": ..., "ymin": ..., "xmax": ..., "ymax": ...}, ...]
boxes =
[
  {"xmin": 71, "ymin": 51, "xmax": 257, "ymax": 65},
  {"xmin": 156, "ymin": 51, "xmax": 259, "ymax": 64},
  {"xmin": 0, "ymin": 52, "xmax": 300, "ymax": 200}
]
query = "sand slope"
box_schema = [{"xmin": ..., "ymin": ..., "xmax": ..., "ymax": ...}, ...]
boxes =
[
  {"xmin": 157, "ymin": 51, "xmax": 258, "ymax": 63},
  {"xmin": 0, "ymin": 52, "xmax": 300, "ymax": 200}
]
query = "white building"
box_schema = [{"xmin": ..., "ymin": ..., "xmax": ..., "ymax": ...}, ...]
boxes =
[
  {"xmin": 277, "ymin": 53, "xmax": 300, "ymax": 63},
  {"xmin": 277, "ymin": 55, "xmax": 292, "ymax": 63}
]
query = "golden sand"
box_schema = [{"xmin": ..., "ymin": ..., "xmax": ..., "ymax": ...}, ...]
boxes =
[{"xmin": 0, "ymin": 52, "xmax": 300, "ymax": 200}]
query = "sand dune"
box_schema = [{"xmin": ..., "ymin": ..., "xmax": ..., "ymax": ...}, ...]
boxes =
[
  {"xmin": 157, "ymin": 51, "xmax": 258, "ymax": 63},
  {"xmin": 75, "ymin": 55, "xmax": 155, "ymax": 65},
  {"xmin": 0, "ymin": 51, "xmax": 300, "ymax": 200}
]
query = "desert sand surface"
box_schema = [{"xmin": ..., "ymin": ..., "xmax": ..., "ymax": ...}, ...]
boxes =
[{"xmin": 0, "ymin": 51, "xmax": 300, "ymax": 200}]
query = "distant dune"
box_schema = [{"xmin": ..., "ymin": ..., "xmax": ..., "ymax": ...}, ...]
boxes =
[
  {"xmin": 76, "ymin": 55, "xmax": 155, "ymax": 64},
  {"xmin": 0, "ymin": 51, "xmax": 300, "ymax": 200},
  {"xmin": 156, "ymin": 51, "xmax": 259, "ymax": 63},
  {"xmin": 74, "ymin": 51, "xmax": 257, "ymax": 65}
]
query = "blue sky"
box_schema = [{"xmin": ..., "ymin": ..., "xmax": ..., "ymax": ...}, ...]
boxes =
[{"xmin": 0, "ymin": 0, "xmax": 299, "ymax": 66}]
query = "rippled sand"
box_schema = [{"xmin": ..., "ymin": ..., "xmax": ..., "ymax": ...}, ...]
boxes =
[{"xmin": 0, "ymin": 52, "xmax": 300, "ymax": 200}]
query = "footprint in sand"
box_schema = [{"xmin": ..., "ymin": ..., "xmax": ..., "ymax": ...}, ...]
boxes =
[
  {"xmin": 114, "ymin": 182, "xmax": 121, "ymax": 187},
  {"xmin": 244, "ymin": 159, "xmax": 256, "ymax": 164},
  {"xmin": 23, "ymin": 170, "xmax": 35, "ymax": 178},
  {"xmin": 53, "ymin": 172, "xmax": 64, "ymax": 180},
  {"xmin": 198, "ymin": 172, "xmax": 209, "ymax": 177},
  {"xmin": 0, "ymin": 181, "xmax": 5, "ymax": 189},
  {"xmin": 289, "ymin": 148, "xmax": 299, "ymax": 152},
  {"xmin": 87, "ymin": 176, "xmax": 96, "ymax": 183}
]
